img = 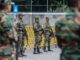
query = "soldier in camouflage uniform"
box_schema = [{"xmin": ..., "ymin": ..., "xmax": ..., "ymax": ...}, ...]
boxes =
[
  {"xmin": 55, "ymin": 14, "xmax": 73, "ymax": 60},
  {"xmin": 33, "ymin": 17, "xmax": 43, "ymax": 54},
  {"xmin": 0, "ymin": 0, "xmax": 16, "ymax": 60},
  {"xmin": 43, "ymin": 17, "xmax": 53, "ymax": 52},
  {"xmin": 16, "ymin": 13, "xmax": 26, "ymax": 57},
  {"xmin": 55, "ymin": 0, "xmax": 80, "ymax": 60}
]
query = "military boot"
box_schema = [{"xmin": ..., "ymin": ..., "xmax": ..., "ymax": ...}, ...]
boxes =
[
  {"xmin": 43, "ymin": 46, "xmax": 48, "ymax": 52},
  {"xmin": 37, "ymin": 47, "xmax": 42, "ymax": 54},
  {"xmin": 48, "ymin": 46, "xmax": 53, "ymax": 51},
  {"xmin": 33, "ymin": 48, "xmax": 37, "ymax": 54}
]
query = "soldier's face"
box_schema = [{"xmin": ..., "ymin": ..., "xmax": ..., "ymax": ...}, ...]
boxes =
[
  {"xmin": 19, "ymin": 16, "xmax": 23, "ymax": 20},
  {"xmin": 6, "ymin": 4, "xmax": 12, "ymax": 13},
  {"xmin": 46, "ymin": 18, "xmax": 49, "ymax": 22},
  {"xmin": 35, "ymin": 18, "xmax": 39, "ymax": 23}
]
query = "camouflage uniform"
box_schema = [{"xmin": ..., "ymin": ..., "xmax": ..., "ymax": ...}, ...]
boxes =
[
  {"xmin": 33, "ymin": 19, "xmax": 43, "ymax": 54},
  {"xmin": 0, "ymin": 12, "xmax": 15, "ymax": 60},
  {"xmin": 43, "ymin": 21, "xmax": 53, "ymax": 52},
  {"xmin": 56, "ymin": 13, "xmax": 80, "ymax": 60},
  {"xmin": 16, "ymin": 15, "xmax": 25, "ymax": 56}
]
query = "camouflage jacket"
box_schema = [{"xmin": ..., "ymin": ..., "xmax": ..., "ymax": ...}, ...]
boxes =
[
  {"xmin": 0, "ymin": 12, "xmax": 11, "ymax": 45},
  {"xmin": 33, "ymin": 22, "xmax": 43, "ymax": 35},
  {"xmin": 55, "ymin": 18, "xmax": 80, "ymax": 49},
  {"xmin": 44, "ymin": 22, "xmax": 53, "ymax": 36}
]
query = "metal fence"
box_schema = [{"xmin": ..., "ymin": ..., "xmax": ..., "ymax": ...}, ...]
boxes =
[{"xmin": 12, "ymin": 0, "xmax": 68, "ymax": 12}]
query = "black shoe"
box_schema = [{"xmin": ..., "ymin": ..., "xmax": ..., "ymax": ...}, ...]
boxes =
[
  {"xmin": 37, "ymin": 47, "xmax": 42, "ymax": 54},
  {"xmin": 21, "ymin": 54, "xmax": 27, "ymax": 56},
  {"xmin": 48, "ymin": 46, "xmax": 53, "ymax": 51},
  {"xmin": 48, "ymin": 49, "xmax": 53, "ymax": 51},
  {"xmin": 33, "ymin": 52, "xmax": 38, "ymax": 54},
  {"xmin": 18, "ymin": 54, "xmax": 23, "ymax": 57},
  {"xmin": 38, "ymin": 51, "xmax": 42, "ymax": 54},
  {"xmin": 33, "ymin": 48, "xmax": 38, "ymax": 54},
  {"xmin": 43, "ymin": 46, "xmax": 48, "ymax": 52}
]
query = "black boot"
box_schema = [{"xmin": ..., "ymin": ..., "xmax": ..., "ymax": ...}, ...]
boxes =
[
  {"xmin": 33, "ymin": 48, "xmax": 37, "ymax": 54},
  {"xmin": 43, "ymin": 46, "xmax": 48, "ymax": 52},
  {"xmin": 18, "ymin": 53, "xmax": 23, "ymax": 57},
  {"xmin": 48, "ymin": 46, "xmax": 52, "ymax": 51},
  {"xmin": 21, "ymin": 50, "xmax": 26, "ymax": 56},
  {"xmin": 37, "ymin": 47, "xmax": 42, "ymax": 54}
]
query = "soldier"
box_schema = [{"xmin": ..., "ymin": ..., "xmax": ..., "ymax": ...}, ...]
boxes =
[
  {"xmin": 56, "ymin": 14, "xmax": 74, "ymax": 60},
  {"xmin": 0, "ymin": 0, "xmax": 16, "ymax": 60},
  {"xmin": 62, "ymin": 0, "xmax": 80, "ymax": 60},
  {"xmin": 58, "ymin": 0, "xmax": 80, "ymax": 60},
  {"xmin": 33, "ymin": 17, "xmax": 43, "ymax": 54},
  {"xmin": 16, "ymin": 13, "xmax": 27, "ymax": 57},
  {"xmin": 43, "ymin": 17, "xmax": 53, "ymax": 52}
]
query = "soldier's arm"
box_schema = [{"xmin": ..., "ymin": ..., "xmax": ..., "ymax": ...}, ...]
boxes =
[
  {"xmin": 0, "ymin": 16, "xmax": 4, "ymax": 31},
  {"xmin": 33, "ymin": 23, "xmax": 38, "ymax": 32},
  {"xmin": 2, "ymin": 16, "xmax": 14, "ymax": 39},
  {"xmin": 16, "ymin": 22, "xmax": 21, "ymax": 31}
]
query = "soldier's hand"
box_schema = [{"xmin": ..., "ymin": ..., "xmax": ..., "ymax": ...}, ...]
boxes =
[
  {"xmin": 1, "ymin": 16, "xmax": 6, "ymax": 23},
  {"xmin": 1, "ymin": 16, "xmax": 7, "ymax": 27},
  {"xmin": 0, "ymin": 45, "xmax": 10, "ymax": 51},
  {"xmin": 8, "ymin": 32, "xmax": 14, "ymax": 39}
]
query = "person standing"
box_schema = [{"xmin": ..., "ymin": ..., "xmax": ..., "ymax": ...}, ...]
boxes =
[
  {"xmin": 0, "ymin": 0, "xmax": 16, "ymax": 60},
  {"xmin": 16, "ymin": 13, "xmax": 26, "ymax": 57},
  {"xmin": 56, "ymin": 0, "xmax": 80, "ymax": 59},
  {"xmin": 43, "ymin": 17, "xmax": 53, "ymax": 52},
  {"xmin": 33, "ymin": 17, "xmax": 43, "ymax": 54}
]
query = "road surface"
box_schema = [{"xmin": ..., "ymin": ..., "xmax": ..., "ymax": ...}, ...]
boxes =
[{"xmin": 19, "ymin": 47, "xmax": 61, "ymax": 60}]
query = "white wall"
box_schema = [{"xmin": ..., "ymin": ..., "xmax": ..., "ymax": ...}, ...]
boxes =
[{"xmin": 9, "ymin": 13, "xmax": 64, "ymax": 26}]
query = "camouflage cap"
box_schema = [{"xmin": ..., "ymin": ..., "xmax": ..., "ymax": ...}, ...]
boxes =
[{"xmin": 2, "ymin": 0, "xmax": 15, "ymax": 7}]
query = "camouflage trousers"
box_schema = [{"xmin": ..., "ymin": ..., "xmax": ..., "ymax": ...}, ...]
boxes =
[
  {"xmin": 34, "ymin": 34, "xmax": 42, "ymax": 48},
  {"xmin": 60, "ymin": 43, "xmax": 80, "ymax": 60},
  {"xmin": 44, "ymin": 35, "xmax": 51, "ymax": 47},
  {"xmin": 16, "ymin": 32, "xmax": 24, "ymax": 55}
]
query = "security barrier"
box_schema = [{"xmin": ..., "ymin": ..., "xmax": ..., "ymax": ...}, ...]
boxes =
[{"xmin": 24, "ymin": 25, "xmax": 57, "ymax": 49}]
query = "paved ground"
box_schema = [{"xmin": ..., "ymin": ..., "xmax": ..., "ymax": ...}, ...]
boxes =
[{"xmin": 19, "ymin": 47, "xmax": 61, "ymax": 60}]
